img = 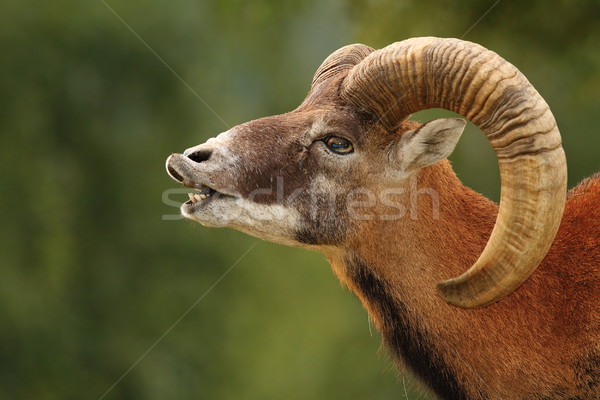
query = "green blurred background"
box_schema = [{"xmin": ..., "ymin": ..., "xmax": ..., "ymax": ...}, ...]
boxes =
[{"xmin": 1, "ymin": 1, "xmax": 598, "ymax": 399}]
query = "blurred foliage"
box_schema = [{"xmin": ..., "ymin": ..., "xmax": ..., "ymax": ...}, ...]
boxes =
[{"xmin": 0, "ymin": 1, "xmax": 598, "ymax": 399}]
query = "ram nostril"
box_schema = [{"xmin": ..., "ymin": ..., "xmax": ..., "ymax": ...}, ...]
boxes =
[{"xmin": 187, "ymin": 149, "xmax": 212, "ymax": 163}]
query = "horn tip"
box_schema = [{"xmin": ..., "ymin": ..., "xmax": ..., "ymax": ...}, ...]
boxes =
[{"xmin": 436, "ymin": 279, "xmax": 500, "ymax": 309}]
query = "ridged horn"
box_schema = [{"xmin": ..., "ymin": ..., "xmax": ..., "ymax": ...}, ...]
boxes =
[
  {"xmin": 311, "ymin": 44, "xmax": 374, "ymax": 90},
  {"xmin": 341, "ymin": 37, "xmax": 567, "ymax": 308}
]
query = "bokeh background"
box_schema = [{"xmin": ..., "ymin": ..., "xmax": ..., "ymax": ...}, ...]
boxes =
[{"xmin": 1, "ymin": 1, "xmax": 598, "ymax": 399}]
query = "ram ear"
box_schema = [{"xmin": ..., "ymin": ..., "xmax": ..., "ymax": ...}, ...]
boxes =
[{"xmin": 396, "ymin": 118, "xmax": 466, "ymax": 172}]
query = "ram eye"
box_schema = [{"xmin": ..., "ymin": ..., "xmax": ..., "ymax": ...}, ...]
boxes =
[{"xmin": 324, "ymin": 136, "xmax": 354, "ymax": 154}]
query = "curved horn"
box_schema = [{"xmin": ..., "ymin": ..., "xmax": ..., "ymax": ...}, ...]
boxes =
[
  {"xmin": 341, "ymin": 37, "xmax": 567, "ymax": 308},
  {"xmin": 311, "ymin": 44, "xmax": 374, "ymax": 90}
]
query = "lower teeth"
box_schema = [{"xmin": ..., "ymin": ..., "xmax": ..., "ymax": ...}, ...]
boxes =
[{"xmin": 188, "ymin": 192, "xmax": 212, "ymax": 204}]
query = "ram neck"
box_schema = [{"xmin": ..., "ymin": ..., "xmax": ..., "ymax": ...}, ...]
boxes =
[
  {"xmin": 321, "ymin": 162, "xmax": 593, "ymax": 399},
  {"xmin": 326, "ymin": 161, "xmax": 500, "ymax": 399},
  {"xmin": 335, "ymin": 160, "xmax": 499, "ymax": 307}
]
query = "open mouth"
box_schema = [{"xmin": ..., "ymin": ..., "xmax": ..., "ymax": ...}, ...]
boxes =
[
  {"xmin": 185, "ymin": 184, "xmax": 218, "ymax": 205},
  {"xmin": 165, "ymin": 154, "xmax": 237, "ymax": 209},
  {"xmin": 166, "ymin": 155, "xmax": 227, "ymax": 206},
  {"xmin": 180, "ymin": 179, "xmax": 238, "ymax": 208}
]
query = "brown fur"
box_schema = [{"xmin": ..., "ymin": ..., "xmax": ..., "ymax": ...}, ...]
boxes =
[
  {"xmin": 167, "ymin": 66, "xmax": 599, "ymax": 399},
  {"xmin": 324, "ymin": 163, "xmax": 599, "ymax": 399}
]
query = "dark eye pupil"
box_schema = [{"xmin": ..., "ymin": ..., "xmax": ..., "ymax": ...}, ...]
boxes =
[{"xmin": 325, "ymin": 137, "xmax": 353, "ymax": 154}]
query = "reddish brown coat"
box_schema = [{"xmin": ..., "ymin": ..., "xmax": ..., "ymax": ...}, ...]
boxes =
[{"xmin": 326, "ymin": 162, "xmax": 599, "ymax": 399}]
